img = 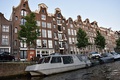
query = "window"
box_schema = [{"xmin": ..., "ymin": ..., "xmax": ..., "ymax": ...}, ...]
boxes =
[
  {"xmin": 23, "ymin": 4, "xmax": 26, "ymax": 7},
  {"xmin": 62, "ymin": 56, "xmax": 73, "ymax": 64},
  {"xmin": 59, "ymin": 42, "xmax": 63, "ymax": 48},
  {"xmin": 44, "ymin": 57, "xmax": 50, "ymax": 63},
  {"xmin": 70, "ymin": 24, "xmax": 73, "ymax": 28},
  {"xmin": 15, "ymin": 16, "xmax": 18, "ymax": 20},
  {"xmin": 42, "ymin": 9, "xmax": 45, "ymax": 13},
  {"xmin": 2, "ymin": 25, "xmax": 9, "ymax": 32},
  {"xmin": 57, "ymin": 20, "xmax": 61, "ymax": 24},
  {"xmin": 54, "ymin": 33, "xmax": 57, "ymax": 38},
  {"xmin": 20, "ymin": 50, "xmax": 27, "ymax": 59},
  {"xmin": 69, "ymin": 38, "xmax": 72, "ymax": 44},
  {"xmin": 38, "ymin": 58, "xmax": 44, "ymax": 64},
  {"xmin": 64, "ymin": 34, "xmax": 67, "ymax": 40},
  {"xmin": 15, "ymin": 27, "xmax": 18, "ymax": 33},
  {"xmin": 62, "ymin": 20, "xmax": 65, "ymax": 23},
  {"xmin": 14, "ymin": 40, "xmax": 17, "ymax": 46},
  {"xmin": 68, "ymin": 29, "xmax": 71, "ymax": 35},
  {"xmin": 36, "ymin": 29, "xmax": 41, "ymax": 37},
  {"xmin": 21, "ymin": 18, "xmax": 26, "ymax": 25},
  {"xmin": 42, "ymin": 29, "xmax": 47, "ymax": 37},
  {"xmin": 2, "ymin": 35, "xmax": 9, "ymax": 45},
  {"xmin": 58, "ymin": 33, "xmax": 62, "ymax": 40},
  {"xmin": 63, "ymin": 27, "xmax": 65, "ymax": 30},
  {"xmin": 51, "ymin": 57, "xmax": 61, "ymax": 63},
  {"xmin": 55, "ymin": 41, "xmax": 58, "ymax": 46},
  {"xmin": 37, "ymin": 39, "xmax": 42, "ymax": 48},
  {"xmin": 42, "ymin": 22, "xmax": 46, "ymax": 28},
  {"xmin": 42, "ymin": 40, "xmax": 47, "ymax": 48},
  {"xmin": 20, "ymin": 41, "xmax": 26, "ymax": 48},
  {"xmin": 53, "ymin": 25, "xmax": 56, "ymax": 28},
  {"xmin": 0, "ymin": 48, "xmax": 9, "ymax": 52},
  {"xmin": 21, "ymin": 10, "xmax": 27, "ymax": 16},
  {"xmin": 71, "ymin": 29, "xmax": 74, "ymax": 35},
  {"xmin": 53, "ymin": 18, "xmax": 55, "ymax": 21},
  {"xmin": 69, "ymin": 19, "xmax": 72, "ymax": 23},
  {"xmin": 72, "ymin": 38, "xmax": 75, "ymax": 44},
  {"xmin": 36, "ymin": 21, "xmax": 40, "ymax": 26},
  {"xmin": 41, "ymin": 14, "xmax": 46, "ymax": 20},
  {"xmin": 48, "ymin": 40, "xmax": 53, "ymax": 48},
  {"xmin": 57, "ymin": 13, "xmax": 61, "ymax": 18},
  {"xmin": 58, "ymin": 25, "xmax": 62, "ymax": 31},
  {"xmin": 48, "ymin": 30, "xmax": 52, "ymax": 38},
  {"xmin": 47, "ymin": 23, "xmax": 51, "ymax": 28},
  {"xmin": 74, "ymin": 30, "xmax": 76, "ymax": 35}
]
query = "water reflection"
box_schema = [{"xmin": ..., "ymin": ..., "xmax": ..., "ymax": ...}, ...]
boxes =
[{"xmin": 2, "ymin": 61, "xmax": 120, "ymax": 80}]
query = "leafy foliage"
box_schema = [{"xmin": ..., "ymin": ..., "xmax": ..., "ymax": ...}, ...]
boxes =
[
  {"xmin": 76, "ymin": 28, "xmax": 90, "ymax": 49},
  {"xmin": 18, "ymin": 12, "xmax": 39, "ymax": 47},
  {"xmin": 116, "ymin": 37, "xmax": 120, "ymax": 48},
  {"xmin": 94, "ymin": 31, "xmax": 106, "ymax": 49}
]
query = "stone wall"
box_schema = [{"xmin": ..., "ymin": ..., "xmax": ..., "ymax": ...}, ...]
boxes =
[{"xmin": 0, "ymin": 62, "xmax": 33, "ymax": 77}]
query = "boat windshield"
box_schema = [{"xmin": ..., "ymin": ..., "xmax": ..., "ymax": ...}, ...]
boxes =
[{"xmin": 38, "ymin": 57, "xmax": 50, "ymax": 64}]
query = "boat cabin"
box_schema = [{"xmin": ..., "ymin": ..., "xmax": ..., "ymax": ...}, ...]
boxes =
[{"xmin": 38, "ymin": 55, "xmax": 74, "ymax": 64}]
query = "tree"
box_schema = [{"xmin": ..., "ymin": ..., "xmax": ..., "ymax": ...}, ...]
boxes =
[
  {"xmin": 114, "ymin": 37, "xmax": 120, "ymax": 53},
  {"xmin": 94, "ymin": 31, "xmax": 106, "ymax": 51},
  {"xmin": 116, "ymin": 37, "xmax": 120, "ymax": 48},
  {"xmin": 76, "ymin": 28, "xmax": 90, "ymax": 52},
  {"xmin": 18, "ymin": 13, "xmax": 39, "ymax": 59}
]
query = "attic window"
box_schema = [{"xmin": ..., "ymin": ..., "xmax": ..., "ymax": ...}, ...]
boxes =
[
  {"xmin": 42, "ymin": 9, "xmax": 45, "ymax": 13},
  {"xmin": 15, "ymin": 16, "xmax": 18, "ymax": 20},
  {"xmin": 57, "ymin": 13, "xmax": 61, "ymax": 18},
  {"xmin": 23, "ymin": 4, "xmax": 26, "ymax": 7}
]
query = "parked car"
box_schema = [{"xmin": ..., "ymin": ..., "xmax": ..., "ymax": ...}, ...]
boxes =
[
  {"xmin": 110, "ymin": 52, "xmax": 120, "ymax": 60},
  {"xmin": 99, "ymin": 53, "xmax": 114, "ymax": 64},
  {"xmin": 89, "ymin": 52, "xmax": 101, "ymax": 59},
  {"xmin": 0, "ymin": 52, "xmax": 15, "ymax": 61},
  {"xmin": 76, "ymin": 54, "xmax": 92, "ymax": 67}
]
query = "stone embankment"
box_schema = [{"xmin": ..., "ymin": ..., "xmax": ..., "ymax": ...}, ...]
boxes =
[{"xmin": 0, "ymin": 62, "xmax": 33, "ymax": 78}]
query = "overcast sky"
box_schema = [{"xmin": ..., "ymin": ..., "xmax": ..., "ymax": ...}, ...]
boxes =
[{"xmin": 0, "ymin": 0, "xmax": 120, "ymax": 31}]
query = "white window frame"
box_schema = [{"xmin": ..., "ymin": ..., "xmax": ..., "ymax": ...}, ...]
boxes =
[
  {"xmin": 42, "ymin": 29, "xmax": 47, "ymax": 38},
  {"xmin": 41, "ymin": 14, "xmax": 46, "ymax": 20},
  {"xmin": 47, "ymin": 23, "xmax": 51, "ymax": 28},
  {"xmin": 2, "ymin": 25, "xmax": 9, "ymax": 32},
  {"xmin": 2, "ymin": 35, "xmax": 9, "ymax": 45},
  {"xmin": 42, "ymin": 22, "xmax": 46, "ymax": 28},
  {"xmin": 37, "ymin": 39, "xmax": 42, "ymax": 48},
  {"xmin": 48, "ymin": 40, "xmax": 53, "ymax": 48},
  {"xmin": 48, "ymin": 30, "xmax": 52, "ymax": 38}
]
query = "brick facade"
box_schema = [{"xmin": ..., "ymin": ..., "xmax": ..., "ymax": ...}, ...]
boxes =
[{"xmin": 0, "ymin": 0, "xmax": 118, "ymax": 61}]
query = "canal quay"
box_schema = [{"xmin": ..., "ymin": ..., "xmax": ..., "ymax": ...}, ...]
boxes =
[{"xmin": 1, "ymin": 60, "xmax": 120, "ymax": 80}]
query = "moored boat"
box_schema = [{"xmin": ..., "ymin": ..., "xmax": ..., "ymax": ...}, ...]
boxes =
[{"xmin": 25, "ymin": 54, "xmax": 90, "ymax": 76}]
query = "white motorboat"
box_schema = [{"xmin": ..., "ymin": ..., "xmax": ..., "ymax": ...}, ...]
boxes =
[{"xmin": 25, "ymin": 54, "xmax": 91, "ymax": 76}]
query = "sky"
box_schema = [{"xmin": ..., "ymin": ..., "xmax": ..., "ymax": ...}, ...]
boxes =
[{"xmin": 0, "ymin": 0, "xmax": 120, "ymax": 31}]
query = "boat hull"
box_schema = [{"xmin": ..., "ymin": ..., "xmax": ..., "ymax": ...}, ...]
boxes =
[{"xmin": 26, "ymin": 64, "xmax": 86, "ymax": 76}]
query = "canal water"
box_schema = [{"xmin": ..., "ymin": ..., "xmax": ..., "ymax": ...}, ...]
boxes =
[{"xmin": 2, "ymin": 61, "xmax": 120, "ymax": 80}]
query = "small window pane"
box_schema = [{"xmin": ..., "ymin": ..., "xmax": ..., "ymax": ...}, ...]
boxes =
[
  {"xmin": 62, "ymin": 56, "xmax": 73, "ymax": 64},
  {"xmin": 51, "ymin": 57, "xmax": 61, "ymax": 63}
]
